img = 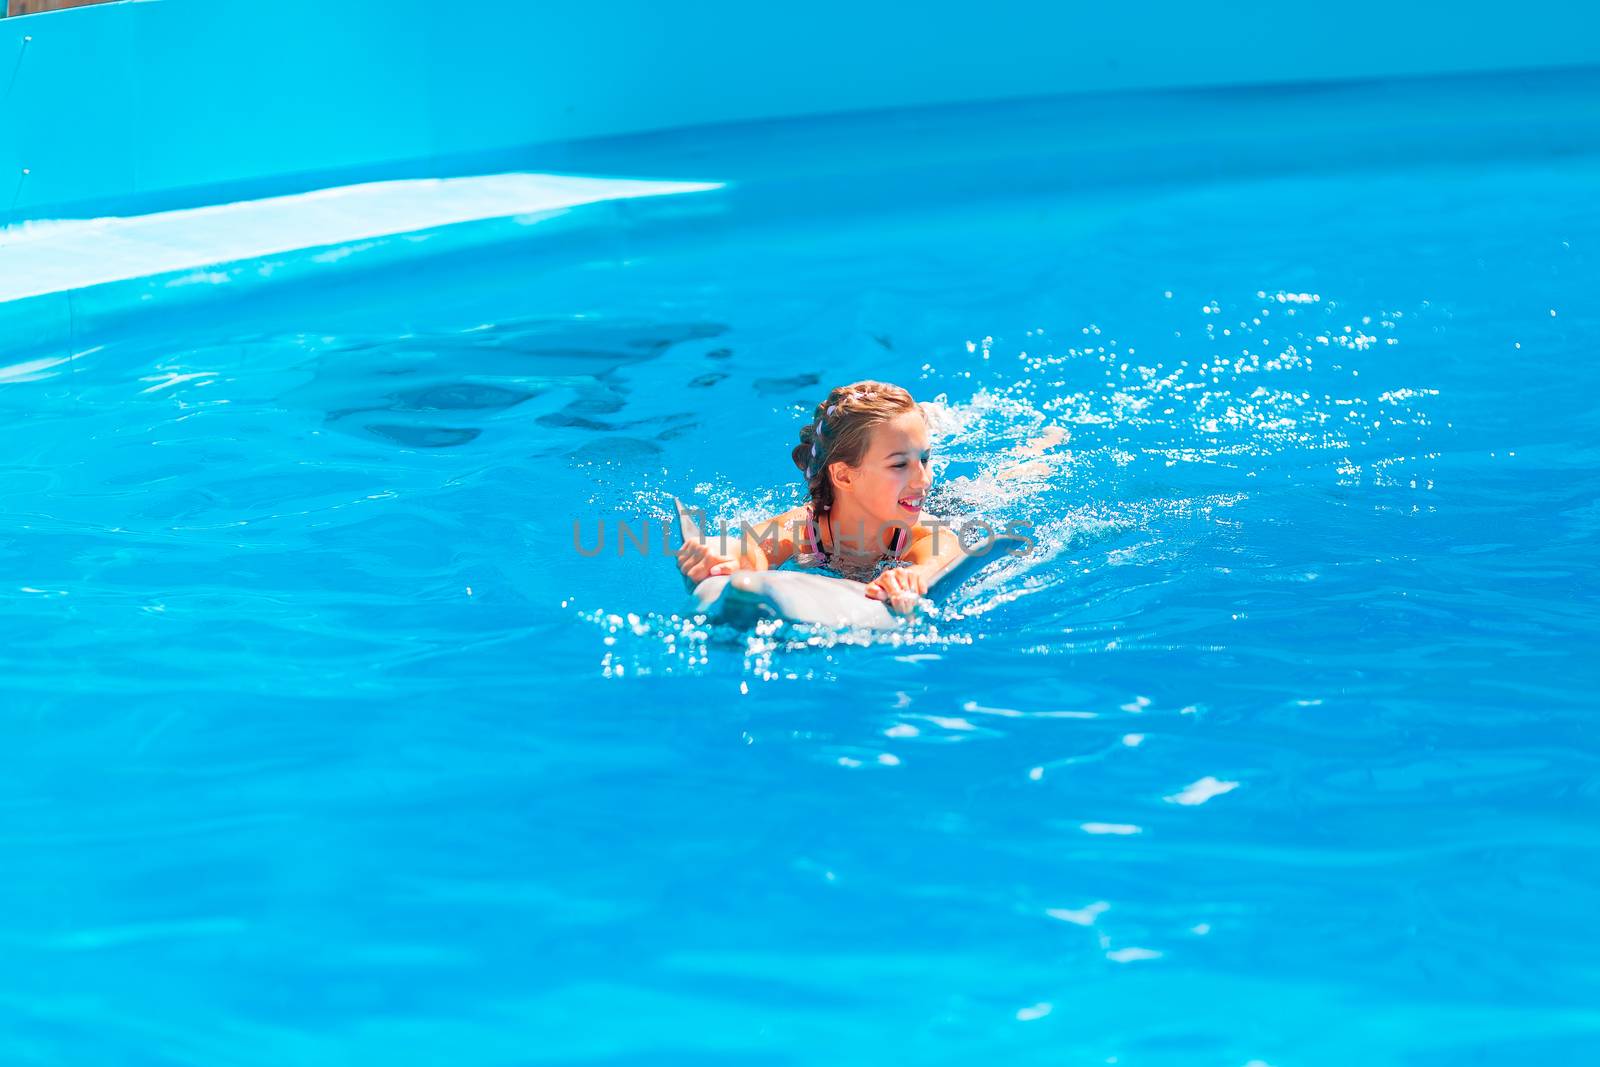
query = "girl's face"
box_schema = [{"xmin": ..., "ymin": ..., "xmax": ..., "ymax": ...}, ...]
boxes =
[{"xmin": 835, "ymin": 410, "xmax": 933, "ymax": 530}]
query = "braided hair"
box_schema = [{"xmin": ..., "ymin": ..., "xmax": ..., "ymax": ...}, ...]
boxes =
[{"xmin": 790, "ymin": 380, "xmax": 918, "ymax": 514}]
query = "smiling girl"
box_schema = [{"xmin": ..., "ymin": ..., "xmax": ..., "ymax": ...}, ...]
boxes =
[{"xmin": 676, "ymin": 380, "xmax": 960, "ymax": 614}]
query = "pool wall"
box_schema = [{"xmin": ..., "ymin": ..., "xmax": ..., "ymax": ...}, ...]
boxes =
[{"xmin": 3, "ymin": 0, "xmax": 1598, "ymax": 221}]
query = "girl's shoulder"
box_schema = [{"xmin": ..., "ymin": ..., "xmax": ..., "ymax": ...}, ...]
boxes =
[
  {"xmin": 901, "ymin": 516, "xmax": 963, "ymax": 564},
  {"xmin": 750, "ymin": 503, "xmax": 813, "ymax": 538},
  {"xmin": 747, "ymin": 502, "xmax": 814, "ymax": 566}
]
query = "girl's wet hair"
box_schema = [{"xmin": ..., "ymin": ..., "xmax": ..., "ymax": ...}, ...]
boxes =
[{"xmin": 791, "ymin": 380, "xmax": 918, "ymax": 513}]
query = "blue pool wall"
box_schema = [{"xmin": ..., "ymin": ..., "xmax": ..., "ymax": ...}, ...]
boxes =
[{"xmin": 3, "ymin": 0, "xmax": 1598, "ymax": 222}]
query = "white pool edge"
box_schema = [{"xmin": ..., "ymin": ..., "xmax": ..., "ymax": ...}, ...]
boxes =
[{"xmin": 0, "ymin": 172, "xmax": 724, "ymax": 360}]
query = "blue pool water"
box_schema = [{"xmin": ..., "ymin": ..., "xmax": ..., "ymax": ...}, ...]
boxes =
[{"xmin": 3, "ymin": 82, "xmax": 1599, "ymax": 1064}]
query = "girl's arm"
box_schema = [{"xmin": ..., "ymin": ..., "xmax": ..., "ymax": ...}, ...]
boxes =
[
  {"xmin": 677, "ymin": 538, "xmax": 758, "ymax": 582},
  {"xmin": 677, "ymin": 505, "xmax": 811, "ymax": 581},
  {"xmin": 863, "ymin": 521, "xmax": 962, "ymax": 613}
]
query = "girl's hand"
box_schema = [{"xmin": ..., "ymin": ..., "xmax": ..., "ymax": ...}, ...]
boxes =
[
  {"xmin": 677, "ymin": 540, "xmax": 739, "ymax": 584},
  {"xmin": 864, "ymin": 567, "xmax": 928, "ymax": 615}
]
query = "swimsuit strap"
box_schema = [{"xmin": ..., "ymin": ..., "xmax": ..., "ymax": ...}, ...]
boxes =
[
  {"xmin": 806, "ymin": 503, "xmax": 828, "ymax": 564},
  {"xmin": 807, "ymin": 503, "xmax": 908, "ymax": 565}
]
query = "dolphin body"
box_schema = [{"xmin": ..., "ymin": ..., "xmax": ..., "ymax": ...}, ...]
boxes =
[{"xmin": 673, "ymin": 497, "xmax": 1021, "ymax": 631}]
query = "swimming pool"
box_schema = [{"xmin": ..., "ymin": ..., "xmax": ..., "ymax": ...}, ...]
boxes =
[{"xmin": 3, "ymin": 69, "xmax": 1598, "ymax": 1064}]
